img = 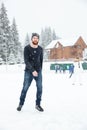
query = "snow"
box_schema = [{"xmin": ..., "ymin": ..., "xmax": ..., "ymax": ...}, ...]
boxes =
[
  {"xmin": 0, "ymin": 62, "xmax": 87, "ymax": 130},
  {"xmin": 45, "ymin": 39, "xmax": 60, "ymax": 49},
  {"xmin": 45, "ymin": 37, "xmax": 79, "ymax": 49}
]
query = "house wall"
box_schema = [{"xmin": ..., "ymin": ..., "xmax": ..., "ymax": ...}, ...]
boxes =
[{"xmin": 48, "ymin": 37, "xmax": 87, "ymax": 60}]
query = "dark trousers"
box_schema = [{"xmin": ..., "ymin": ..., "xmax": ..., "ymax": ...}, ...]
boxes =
[{"xmin": 19, "ymin": 70, "xmax": 42, "ymax": 106}]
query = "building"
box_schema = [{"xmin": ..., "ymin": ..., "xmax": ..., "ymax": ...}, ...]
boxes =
[
  {"xmin": 83, "ymin": 48, "xmax": 87, "ymax": 60},
  {"xmin": 45, "ymin": 36, "xmax": 87, "ymax": 61}
]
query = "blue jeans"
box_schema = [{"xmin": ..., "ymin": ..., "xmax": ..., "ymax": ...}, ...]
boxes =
[{"xmin": 19, "ymin": 70, "xmax": 43, "ymax": 106}]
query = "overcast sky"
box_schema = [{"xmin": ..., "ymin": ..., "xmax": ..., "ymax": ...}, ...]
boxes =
[{"xmin": 0, "ymin": 0, "xmax": 87, "ymax": 43}]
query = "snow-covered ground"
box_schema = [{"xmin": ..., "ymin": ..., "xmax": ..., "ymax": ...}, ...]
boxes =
[{"xmin": 0, "ymin": 62, "xmax": 87, "ymax": 130}]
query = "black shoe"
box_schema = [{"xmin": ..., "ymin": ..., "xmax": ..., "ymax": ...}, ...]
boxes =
[
  {"xmin": 35, "ymin": 105, "xmax": 44, "ymax": 112},
  {"xmin": 17, "ymin": 105, "xmax": 22, "ymax": 111}
]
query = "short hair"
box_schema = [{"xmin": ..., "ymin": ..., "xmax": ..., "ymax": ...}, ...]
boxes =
[{"xmin": 31, "ymin": 33, "xmax": 40, "ymax": 39}]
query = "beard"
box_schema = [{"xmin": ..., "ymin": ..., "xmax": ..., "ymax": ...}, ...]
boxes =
[{"xmin": 32, "ymin": 41, "xmax": 38, "ymax": 45}]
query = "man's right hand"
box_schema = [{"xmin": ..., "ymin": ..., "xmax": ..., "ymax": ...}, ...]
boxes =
[{"xmin": 32, "ymin": 71, "xmax": 38, "ymax": 77}]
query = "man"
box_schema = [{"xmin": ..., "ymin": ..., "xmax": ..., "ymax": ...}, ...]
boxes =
[
  {"xmin": 55, "ymin": 64, "xmax": 59, "ymax": 73},
  {"xmin": 17, "ymin": 33, "xmax": 44, "ymax": 112},
  {"xmin": 72, "ymin": 58, "xmax": 83, "ymax": 85},
  {"xmin": 69, "ymin": 64, "xmax": 74, "ymax": 78}
]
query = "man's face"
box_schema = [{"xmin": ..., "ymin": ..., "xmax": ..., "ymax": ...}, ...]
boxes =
[{"xmin": 32, "ymin": 36, "xmax": 39, "ymax": 45}]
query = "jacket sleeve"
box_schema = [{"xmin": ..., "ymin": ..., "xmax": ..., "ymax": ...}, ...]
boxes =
[
  {"xmin": 24, "ymin": 47, "xmax": 35, "ymax": 72},
  {"xmin": 40, "ymin": 48, "xmax": 43, "ymax": 69}
]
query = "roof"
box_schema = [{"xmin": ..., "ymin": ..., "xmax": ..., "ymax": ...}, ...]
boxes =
[
  {"xmin": 45, "ymin": 40, "xmax": 59, "ymax": 49},
  {"xmin": 45, "ymin": 36, "xmax": 84, "ymax": 49},
  {"xmin": 58, "ymin": 37, "xmax": 78, "ymax": 46}
]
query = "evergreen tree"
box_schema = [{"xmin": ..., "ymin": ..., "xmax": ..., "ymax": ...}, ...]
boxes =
[
  {"xmin": 0, "ymin": 25, "xmax": 3, "ymax": 58},
  {"xmin": 0, "ymin": 3, "xmax": 11, "ymax": 63},
  {"xmin": 11, "ymin": 18, "xmax": 22, "ymax": 63},
  {"xmin": 52, "ymin": 29, "xmax": 57, "ymax": 40},
  {"xmin": 45, "ymin": 27, "xmax": 53, "ymax": 45},
  {"xmin": 40, "ymin": 29, "xmax": 46, "ymax": 48},
  {"xmin": 40, "ymin": 27, "xmax": 59, "ymax": 49},
  {"xmin": 8, "ymin": 52, "xmax": 16, "ymax": 64},
  {"xmin": 24, "ymin": 33, "xmax": 30, "ymax": 47}
]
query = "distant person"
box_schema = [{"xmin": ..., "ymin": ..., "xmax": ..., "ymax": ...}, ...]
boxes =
[
  {"xmin": 69, "ymin": 64, "xmax": 74, "ymax": 78},
  {"xmin": 63, "ymin": 65, "xmax": 66, "ymax": 73},
  {"xmin": 72, "ymin": 58, "xmax": 83, "ymax": 85},
  {"xmin": 17, "ymin": 33, "xmax": 44, "ymax": 112},
  {"xmin": 55, "ymin": 64, "xmax": 59, "ymax": 73},
  {"xmin": 59, "ymin": 66, "xmax": 62, "ymax": 73}
]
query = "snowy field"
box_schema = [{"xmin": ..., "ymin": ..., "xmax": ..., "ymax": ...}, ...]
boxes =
[{"xmin": 0, "ymin": 62, "xmax": 87, "ymax": 130}]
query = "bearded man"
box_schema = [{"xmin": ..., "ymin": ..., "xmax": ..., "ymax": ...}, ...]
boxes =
[{"xmin": 17, "ymin": 33, "xmax": 44, "ymax": 112}]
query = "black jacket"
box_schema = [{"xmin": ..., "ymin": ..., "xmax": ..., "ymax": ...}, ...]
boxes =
[{"xmin": 24, "ymin": 44, "xmax": 43, "ymax": 72}]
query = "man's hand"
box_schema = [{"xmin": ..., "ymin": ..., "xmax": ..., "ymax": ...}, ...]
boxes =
[{"xmin": 32, "ymin": 71, "xmax": 38, "ymax": 77}]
